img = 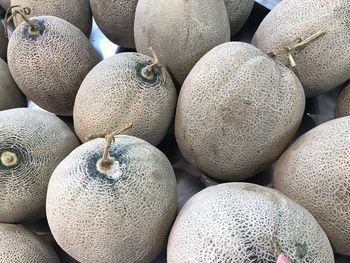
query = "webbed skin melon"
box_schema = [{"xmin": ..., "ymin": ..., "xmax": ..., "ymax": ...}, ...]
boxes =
[
  {"xmin": 0, "ymin": 58, "xmax": 26, "ymax": 111},
  {"xmin": 0, "ymin": 108, "xmax": 80, "ymax": 223},
  {"xmin": 8, "ymin": 15, "xmax": 99, "ymax": 116},
  {"xmin": 175, "ymin": 42, "xmax": 305, "ymax": 181},
  {"xmin": 11, "ymin": 0, "xmax": 92, "ymax": 36},
  {"xmin": 167, "ymin": 183, "xmax": 334, "ymax": 262},
  {"xmin": 0, "ymin": 223, "xmax": 60, "ymax": 263},
  {"xmin": 252, "ymin": 0, "xmax": 350, "ymax": 97},
  {"xmin": 0, "ymin": 21, "xmax": 7, "ymax": 61},
  {"xmin": 46, "ymin": 135, "xmax": 177, "ymax": 263},
  {"xmin": 274, "ymin": 117, "xmax": 350, "ymax": 255},
  {"xmin": 74, "ymin": 52, "xmax": 177, "ymax": 145},
  {"xmin": 224, "ymin": 0, "xmax": 255, "ymax": 36},
  {"xmin": 335, "ymin": 83, "xmax": 350, "ymax": 118},
  {"xmin": 134, "ymin": 0, "xmax": 230, "ymax": 84}
]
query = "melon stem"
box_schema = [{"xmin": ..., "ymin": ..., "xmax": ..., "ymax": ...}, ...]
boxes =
[
  {"xmin": 0, "ymin": 151, "xmax": 18, "ymax": 167},
  {"xmin": 5, "ymin": 5, "xmax": 38, "ymax": 38}
]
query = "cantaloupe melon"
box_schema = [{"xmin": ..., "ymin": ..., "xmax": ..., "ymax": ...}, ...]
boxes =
[
  {"xmin": 0, "ymin": 108, "xmax": 80, "ymax": 223},
  {"xmin": 90, "ymin": 0, "xmax": 137, "ymax": 48},
  {"xmin": 252, "ymin": 0, "xmax": 350, "ymax": 97},
  {"xmin": 0, "ymin": 58, "xmax": 26, "ymax": 110},
  {"xmin": 134, "ymin": 0, "xmax": 230, "ymax": 84},
  {"xmin": 46, "ymin": 135, "xmax": 177, "ymax": 263},
  {"xmin": 8, "ymin": 15, "xmax": 99, "ymax": 116},
  {"xmin": 175, "ymin": 42, "xmax": 305, "ymax": 181},
  {"xmin": 0, "ymin": 0, "xmax": 10, "ymax": 10},
  {"xmin": 274, "ymin": 116, "xmax": 350, "ymax": 255},
  {"xmin": 11, "ymin": 0, "xmax": 92, "ymax": 36},
  {"xmin": 335, "ymin": 83, "xmax": 350, "ymax": 118},
  {"xmin": 167, "ymin": 183, "xmax": 334, "ymax": 262},
  {"xmin": 74, "ymin": 52, "xmax": 177, "ymax": 145},
  {"xmin": 0, "ymin": 21, "xmax": 7, "ymax": 61},
  {"xmin": 224, "ymin": 0, "xmax": 255, "ymax": 36},
  {"xmin": 0, "ymin": 223, "xmax": 60, "ymax": 262}
]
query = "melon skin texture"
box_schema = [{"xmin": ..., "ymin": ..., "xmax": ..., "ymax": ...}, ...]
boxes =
[
  {"xmin": 175, "ymin": 42, "xmax": 305, "ymax": 182},
  {"xmin": 0, "ymin": 108, "xmax": 80, "ymax": 223},
  {"xmin": 167, "ymin": 183, "xmax": 334, "ymax": 262},
  {"xmin": 335, "ymin": 83, "xmax": 350, "ymax": 118},
  {"xmin": 274, "ymin": 117, "xmax": 350, "ymax": 255},
  {"xmin": 0, "ymin": 0, "xmax": 9, "ymax": 10},
  {"xmin": 224, "ymin": 0, "xmax": 255, "ymax": 36},
  {"xmin": 46, "ymin": 135, "xmax": 177, "ymax": 263},
  {"xmin": 8, "ymin": 16, "xmax": 99, "ymax": 116},
  {"xmin": 0, "ymin": 224, "xmax": 60, "ymax": 263},
  {"xmin": 252, "ymin": 0, "xmax": 350, "ymax": 97},
  {"xmin": 74, "ymin": 52, "xmax": 177, "ymax": 145},
  {"xmin": 134, "ymin": 0, "xmax": 230, "ymax": 84},
  {"xmin": 0, "ymin": 21, "xmax": 7, "ymax": 61},
  {"xmin": 11, "ymin": 0, "xmax": 92, "ymax": 36},
  {"xmin": 0, "ymin": 58, "xmax": 26, "ymax": 111},
  {"xmin": 90, "ymin": 0, "xmax": 137, "ymax": 48}
]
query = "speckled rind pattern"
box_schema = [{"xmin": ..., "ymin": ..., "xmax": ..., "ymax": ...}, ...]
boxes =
[
  {"xmin": 224, "ymin": 0, "xmax": 255, "ymax": 36},
  {"xmin": 175, "ymin": 42, "xmax": 305, "ymax": 181},
  {"xmin": 335, "ymin": 83, "xmax": 350, "ymax": 118},
  {"xmin": 0, "ymin": 0, "xmax": 9, "ymax": 10}
]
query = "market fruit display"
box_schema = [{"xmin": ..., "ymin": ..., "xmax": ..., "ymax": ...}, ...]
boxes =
[
  {"xmin": 335, "ymin": 83, "xmax": 350, "ymax": 118},
  {"xmin": 224, "ymin": 0, "xmax": 255, "ymax": 36}
]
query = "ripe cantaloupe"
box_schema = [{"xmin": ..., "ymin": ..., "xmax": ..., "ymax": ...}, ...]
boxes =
[
  {"xmin": 46, "ymin": 135, "xmax": 177, "ymax": 263},
  {"xmin": 0, "ymin": 21, "xmax": 7, "ymax": 61},
  {"xmin": 0, "ymin": 58, "xmax": 26, "ymax": 111},
  {"xmin": 224, "ymin": 0, "xmax": 255, "ymax": 36},
  {"xmin": 11, "ymin": 0, "xmax": 92, "ymax": 36},
  {"xmin": 252, "ymin": 0, "xmax": 350, "ymax": 97},
  {"xmin": 0, "ymin": 108, "xmax": 80, "ymax": 223},
  {"xmin": 335, "ymin": 83, "xmax": 350, "ymax": 118},
  {"xmin": 0, "ymin": 223, "xmax": 60, "ymax": 262},
  {"xmin": 175, "ymin": 42, "xmax": 305, "ymax": 181},
  {"xmin": 90, "ymin": 0, "xmax": 137, "ymax": 48},
  {"xmin": 134, "ymin": 0, "xmax": 230, "ymax": 84},
  {"xmin": 274, "ymin": 117, "xmax": 350, "ymax": 255},
  {"xmin": 74, "ymin": 52, "xmax": 177, "ymax": 145},
  {"xmin": 8, "ymin": 15, "xmax": 99, "ymax": 116},
  {"xmin": 167, "ymin": 183, "xmax": 334, "ymax": 262}
]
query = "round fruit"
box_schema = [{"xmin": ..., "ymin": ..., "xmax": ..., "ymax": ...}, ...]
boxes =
[
  {"xmin": 47, "ymin": 135, "xmax": 177, "ymax": 263},
  {"xmin": 134, "ymin": 0, "xmax": 230, "ymax": 84},
  {"xmin": 224, "ymin": 0, "xmax": 255, "ymax": 36},
  {"xmin": 11, "ymin": 0, "xmax": 92, "ymax": 36},
  {"xmin": 175, "ymin": 42, "xmax": 305, "ymax": 181},
  {"xmin": 0, "ymin": 223, "xmax": 60, "ymax": 262},
  {"xmin": 0, "ymin": 21, "xmax": 7, "ymax": 61},
  {"xmin": 8, "ymin": 15, "xmax": 99, "ymax": 116},
  {"xmin": 0, "ymin": 58, "xmax": 26, "ymax": 111},
  {"xmin": 335, "ymin": 83, "xmax": 350, "ymax": 118},
  {"xmin": 274, "ymin": 117, "xmax": 350, "ymax": 255},
  {"xmin": 0, "ymin": 108, "xmax": 80, "ymax": 223},
  {"xmin": 74, "ymin": 52, "xmax": 177, "ymax": 145},
  {"xmin": 90, "ymin": 0, "xmax": 137, "ymax": 48},
  {"xmin": 252, "ymin": 0, "xmax": 350, "ymax": 97},
  {"xmin": 168, "ymin": 183, "xmax": 334, "ymax": 262}
]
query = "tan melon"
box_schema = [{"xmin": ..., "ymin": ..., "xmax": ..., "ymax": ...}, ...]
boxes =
[
  {"xmin": 224, "ymin": 0, "xmax": 255, "ymax": 36},
  {"xmin": 8, "ymin": 15, "xmax": 99, "ymax": 116},
  {"xmin": 90, "ymin": 0, "xmax": 137, "ymax": 48},
  {"xmin": 175, "ymin": 42, "xmax": 305, "ymax": 181},
  {"xmin": 0, "ymin": 21, "xmax": 7, "ymax": 61},
  {"xmin": 46, "ymin": 135, "xmax": 177, "ymax": 263},
  {"xmin": 0, "ymin": 0, "xmax": 10, "ymax": 10},
  {"xmin": 74, "ymin": 52, "xmax": 177, "ymax": 145},
  {"xmin": 0, "ymin": 223, "xmax": 60, "ymax": 262},
  {"xmin": 335, "ymin": 83, "xmax": 350, "ymax": 118},
  {"xmin": 274, "ymin": 116, "xmax": 350, "ymax": 255},
  {"xmin": 0, "ymin": 108, "xmax": 80, "ymax": 223},
  {"xmin": 11, "ymin": 0, "xmax": 92, "ymax": 36},
  {"xmin": 134, "ymin": 0, "xmax": 230, "ymax": 84},
  {"xmin": 167, "ymin": 183, "xmax": 334, "ymax": 262},
  {"xmin": 252, "ymin": 0, "xmax": 350, "ymax": 97},
  {"xmin": 0, "ymin": 58, "xmax": 26, "ymax": 111}
]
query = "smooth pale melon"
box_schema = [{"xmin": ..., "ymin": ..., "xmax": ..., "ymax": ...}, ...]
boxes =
[
  {"xmin": 224, "ymin": 0, "xmax": 255, "ymax": 36},
  {"xmin": 0, "ymin": 224, "xmax": 60, "ymax": 262},
  {"xmin": 8, "ymin": 16, "xmax": 99, "ymax": 116},
  {"xmin": 0, "ymin": 58, "xmax": 26, "ymax": 111},
  {"xmin": 167, "ymin": 183, "xmax": 334, "ymax": 262},
  {"xmin": 274, "ymin": 117, "xmax": 350, "ymax": 255},
  {"xmin": 335, "ymin": 83, "xmax": 350, "ymax": 118},
  {"xmin": 252, "ymin": 0, "xmax": 350, "ymax": 97},
  {"xmin": 0, "ymin": 108, "xmax": 80, "ymax": 223},
  {"xmin": 134, "ymin": 0, "xmax": 230, "ymax": 84},
  {"xmin": 90, "ymin": 0, "xmax": 137, "ymax": 48},
  {"xmin": 46, "ymin": 135, "xmax": 177, "ymax": 263},
  {"xmin": 74, "ymin": 52, "xmax": 177, "ymax": 145},
  {"xmin": 175, "ymin": 42, "xmax": 305, "ymax": 181},
  {"xmin": 11, "ymin": 0, "xmax": 92, "ymax": 36},
  {"xmin": 0, "ymin": 21, "xmax": 7, "ymax": 61}
]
